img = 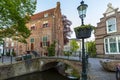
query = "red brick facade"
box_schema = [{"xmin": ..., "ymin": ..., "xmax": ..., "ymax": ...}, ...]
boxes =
[{"xmin": 4, "ymin": 2, "xmax": 64, "ymax": 56}]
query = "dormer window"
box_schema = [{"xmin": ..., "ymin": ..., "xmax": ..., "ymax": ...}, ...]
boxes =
[
  {"xmin": 44, "ymin": 13, "xmax": 48, "ymax": 18},
  {"xmin": 106, "ymin": 18, "xmax": 117, "ymax": 33}
]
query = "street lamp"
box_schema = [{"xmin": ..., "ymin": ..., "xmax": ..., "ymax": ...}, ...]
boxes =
[
  {"xmin": 77, "ymin": 0, "xmax": 88, "ymax": 80},
  {"xmin": 2, "ymin": 39, "xmax": 5, "ymax": 63}
]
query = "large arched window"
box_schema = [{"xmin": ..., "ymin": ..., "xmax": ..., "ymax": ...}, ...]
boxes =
[{"xmin": 106, "ymin": 18, "xmax": 117, "ymax": 33}]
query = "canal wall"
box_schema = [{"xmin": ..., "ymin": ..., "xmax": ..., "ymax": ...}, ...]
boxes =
[
  {"xmin": 0, "ymin": 58, "xmax": 82, "ymax": 80},
  {"xmin": 0, "ymin": 58, "xmax": 42, "ymax": 80}
]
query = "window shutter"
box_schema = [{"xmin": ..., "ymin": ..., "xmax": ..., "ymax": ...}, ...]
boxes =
[
  {"xmin": 40, "ymin": 24, "xmax": 42, "ymax": 28},
  {"xmin": 48, "ymin": 23, "xmax": 50, "ymax": 27},
  {"xmin": 40, "ymin": 42, "xmax": 42, "ymax": 47},
  {"xmin": 47, "ymin": 41, "xmax": 50, "ymax": 47}
]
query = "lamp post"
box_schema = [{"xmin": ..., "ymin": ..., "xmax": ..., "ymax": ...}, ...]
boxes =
[
  {"xmin": 77, "ymin": 0, "xmax": 88, "ymax": 80},
  {"xmin": 2, "ymin": 39, "xmax": 4, "ymax": 63}
]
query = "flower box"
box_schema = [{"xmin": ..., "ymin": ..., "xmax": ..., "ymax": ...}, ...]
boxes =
[{"xmin": 74, "ymin": 24, "xmax": 94, "ymax": 39}]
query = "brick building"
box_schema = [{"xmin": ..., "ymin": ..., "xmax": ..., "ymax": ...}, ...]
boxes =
[
  {"xmin": 95, "ymin": 3, "xmax": 120, "ymax": 58},
  {"xmin": 4, "ymin": 2, "xmax": 64, "ymax": 56}
]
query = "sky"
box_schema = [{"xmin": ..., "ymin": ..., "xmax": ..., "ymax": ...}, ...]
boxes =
[{"xmin": 34, "ymin": 0, "xmax": 120, "ymax": 41}]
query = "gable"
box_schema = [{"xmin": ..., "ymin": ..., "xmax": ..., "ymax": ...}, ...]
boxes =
[{"xmin": 105, "ymin": 3, "xmax": 115, "ymax": 13}]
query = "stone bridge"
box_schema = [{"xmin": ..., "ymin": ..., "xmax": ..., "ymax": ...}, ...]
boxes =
[
  {"xmin": 40, "ymin": 57, "xmax": 82, "ymax": 73},
  {"xmin": 0, "ymin": 56, "xmax": 82, "ymax": 80}
]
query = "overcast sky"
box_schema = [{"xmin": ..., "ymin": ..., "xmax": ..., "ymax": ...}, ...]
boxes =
[{"xmin": 35, "ymin": 0, "xmax": 120, "ymax": 40}]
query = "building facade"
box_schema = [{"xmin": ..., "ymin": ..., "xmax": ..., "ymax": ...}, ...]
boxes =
[
  {"xmin": 64, "ymin": 38, "xmax": 82, "ymax": 56},
  {"xmin": 0, "ymin": 44, "xmax": 3, "ymax": 56},
  {"xmin": 4, "ymin": 2, "xmax": 64, "ymax": 56},
  {"xmin": 95, "ymin": 3, "xmax": 120, "ymax": 58}
]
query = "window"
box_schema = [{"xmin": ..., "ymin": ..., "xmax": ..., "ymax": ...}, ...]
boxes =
[
  {"xmin": 44, "ymin": 13, "xmax": 48, "ymax": 17},
  {"xmin": 42, "ymin": 36, "xmax": 47, "ymax": 46},
  {"xmin": 31, "ymin": 26, "xmax": 35, "ymax": 30},
  {"xmin": 105, "ymin": 39, "xmax": 109, "ymax": 53},
  {"xmin": 118, "ymin": 37, "xmax": 120, "ymax": 52},
  {"xmin": 106, "ymin": 18, "xmax": 117, "ymax": 33},
  {"xmin": 31, "ymin": 24, "xmax": 36, "ymax": 30},
  {"xmin": 11, "ymin": 42, "xmax": 14, "ymax": 47},
  {"xmin": 43, "ymin": 23, "xmax": 48, "ymax": 28},
  {"xmin": 109, "ymin": 37, "xmax": 117, "ymax": 53},
  {"xmin": 41, "ymin": 36, "xmax": 49, "ymax": 47},
  {"xmin": 30, "ymin": 38, "xmax": 34, "ymax": 43},
  {"xmin": 43, "ymin": 21, "xmax": 49, "ymax": 28},
  {"xmin": 6, "ymin": 43, "xmax": 8, "ymax": 47},
  {"xmin": 104, "ymin": 36, "xmax": 120, "ymax": 54}
]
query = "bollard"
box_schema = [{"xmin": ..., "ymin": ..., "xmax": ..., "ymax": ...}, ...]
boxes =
[
  {"xmin": 116, "ymin": 63, "xmax": 120, "ymax": 80},
  {"xmin": 10, "ymin": 55, "xmax": 12, "ymax": 64}
]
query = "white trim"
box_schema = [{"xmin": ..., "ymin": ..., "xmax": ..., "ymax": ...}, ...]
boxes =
[{"xmin": 116, "ymin": 37, "xmax": 119, "ymax": 53}]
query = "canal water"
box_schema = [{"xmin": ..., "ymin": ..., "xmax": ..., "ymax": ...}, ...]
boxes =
[{"xmin": 7, "ymin": 68, "xmax": 71, "ymax": 80}]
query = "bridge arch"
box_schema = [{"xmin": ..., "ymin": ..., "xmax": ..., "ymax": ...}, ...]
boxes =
[{"xmin": 40, "ymin": 58, "xmax": 82, "ymax": 74}]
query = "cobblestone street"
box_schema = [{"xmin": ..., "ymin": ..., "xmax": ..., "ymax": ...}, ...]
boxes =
[{"xmin": 88, "ymin": 58, "xmax": 116, "ymax": 80}]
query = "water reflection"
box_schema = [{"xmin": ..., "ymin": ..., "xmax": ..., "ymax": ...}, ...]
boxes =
[{"xmin": 7, "ymin": 68, "xmax": 70, "ymax": 80}]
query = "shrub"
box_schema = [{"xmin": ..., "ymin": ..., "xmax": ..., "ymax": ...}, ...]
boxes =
[
  {"xmin": 12, "ymin": 51, "xmax": 16, "ymax": 56},
  {"xmin": 47, "ymin": 41, "xmax": 56, "ymax": 56},
  {"xmin": 6, "ymin": 52, "xmax": 10, "ymax": 56}
]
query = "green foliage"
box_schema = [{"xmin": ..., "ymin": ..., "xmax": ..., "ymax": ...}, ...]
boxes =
[
  {"xmin": 12, "ymin": 51, "xmax": 16, "ymax": 56},
  {"xmin": 74, "ymin": 24, "xmax": 95, "ymax": 30},
  {"xmin": 86, "ymin": 41, "xmax": 96, "ymax": 57},
  {"xmin": 71, "ymin": 69, "xmax": 80, "ymax": 78},
  {"xmin": 65, "ymin": 65, "xmax": 80, "ymax": 78},
  {"xmin": 47, "ymin": 41, "xmax": 56, "ymax": 56},
  {"xmin": 63, "ymin": 51, "xmax": 72, "ymax": 56},
  {"xmin": 6, "ymin": 52, "xmax": 10, "ymax": 56},
  {"xmin": 70, "ymin": 40, "xmax": 79, "ymax": 52},
  {"xmin": 0, "ymin": 0, "xmax": 36, "ymax": 43}
]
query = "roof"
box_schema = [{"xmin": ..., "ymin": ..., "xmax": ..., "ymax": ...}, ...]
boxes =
[{"xmin": 30, "ymin": 8, "xmax": 55, "ymax": 20}]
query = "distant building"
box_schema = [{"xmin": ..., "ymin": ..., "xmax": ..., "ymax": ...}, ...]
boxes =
[
  {"xmin": 0, "ymin": 43, "xmax": 3, "ymax": 56},
  {"xmin": 64, "ymin": 38, "xmax": 82, "ymax": 56},
  {"xmin": 3, "ymin": 38, "xmax": 17, "ymax": 56},
  {"xmin": 95, "ymin": 3, "xmax": 120, "ymax": 58}
]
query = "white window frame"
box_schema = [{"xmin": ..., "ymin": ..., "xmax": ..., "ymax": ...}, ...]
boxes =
[
  {"xmin": 106, "ymin": 18, "xmax": 117, "ymax": 33},
  {"xmin": 6, "ymin": 43, "xmax": 9, "ymax": 47},
  {"xmin": 44, "ymin": 13, "xmax": 48, "ymax": 17},
  {"xmin": 42, "ymin": 36, "xmax": 48, "ymax": 47},
  {"xmin": 104, "ymin": 36, "xmax": 120, "ymax": 54},
  {"xmin": 11, "ymin": 42, "xmax": 14, "ymax": 47}
]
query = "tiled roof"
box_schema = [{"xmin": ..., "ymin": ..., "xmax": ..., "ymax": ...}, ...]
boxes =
[{"xmin": 30, "ymin": 8, "xmax": 55, "ymax": 20}]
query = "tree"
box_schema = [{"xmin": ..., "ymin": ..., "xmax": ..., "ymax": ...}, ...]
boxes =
[
  {"xmin": 47, "ymin": 41, "xmax": 56, "ymax": 56},
  {"xmin": 62, "ymin": 15, "xmax": 72, "ymax": 45},
  {"xmin": 0, "ymin": 0, "xmax": 36, "ymax": 43},
  {"xmin": 86, "ymin": 41, "xmax": 96, "ymax": 57},
  {"xmin": 70, "ymin": 40, "xmax": 79, "ymax": 53}
]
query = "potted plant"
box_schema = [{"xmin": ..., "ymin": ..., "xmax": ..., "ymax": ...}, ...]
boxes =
[{"xmin": 74, "ymin": 24, "xmax": 94, "ymax": 39}]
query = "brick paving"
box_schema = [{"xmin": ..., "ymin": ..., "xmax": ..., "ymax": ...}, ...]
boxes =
[
  {"xmin": 88, "ymin": 58, "xmax": 116, "ymax": 80},
  {"xmin": 0, "ymin": 56, "xmax": 16, "ymax": 65}
]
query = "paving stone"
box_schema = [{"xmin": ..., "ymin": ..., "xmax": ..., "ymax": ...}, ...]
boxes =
[{"xmin": 88, "ymin": 58, "xmax": 116, "ymax": 80}]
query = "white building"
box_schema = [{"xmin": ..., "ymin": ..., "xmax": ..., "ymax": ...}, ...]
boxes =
[{"xmin": 0, "ymin": 42, "xmax": 3, "ymax": 56}]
